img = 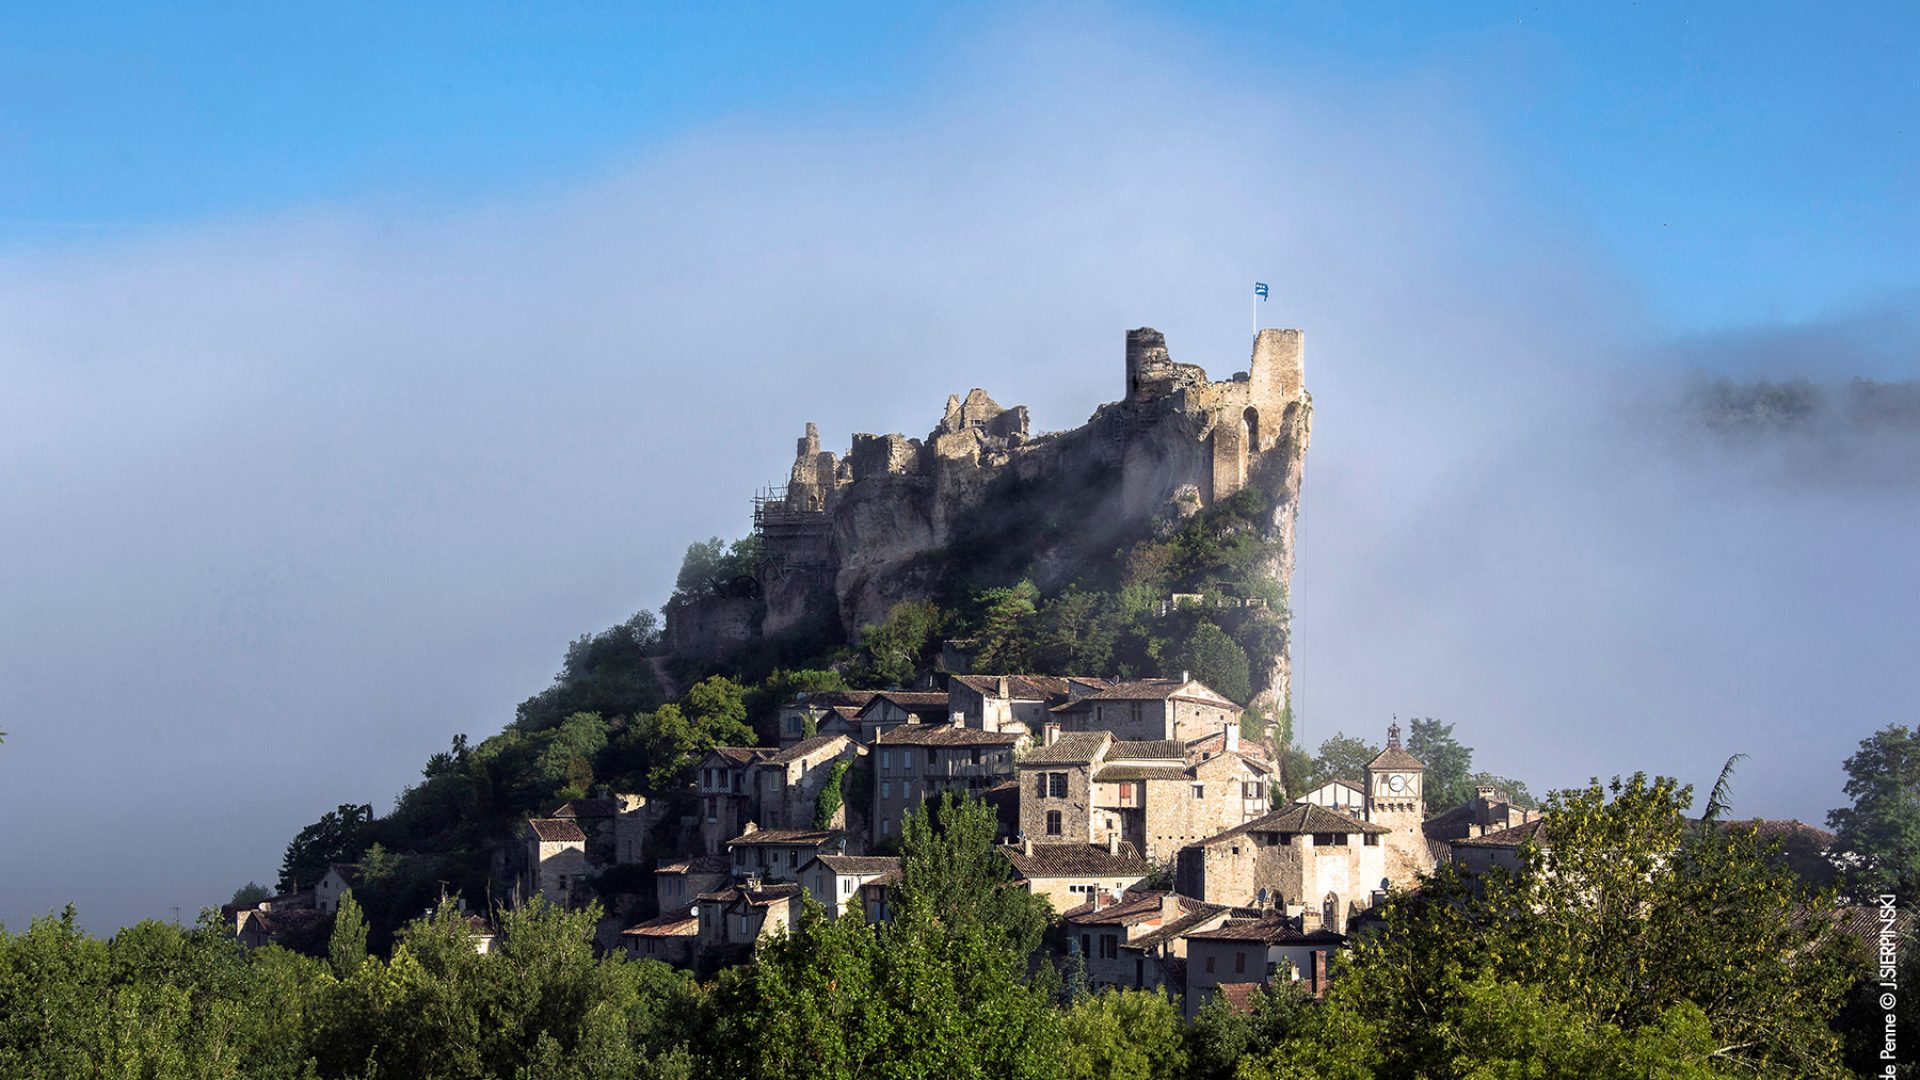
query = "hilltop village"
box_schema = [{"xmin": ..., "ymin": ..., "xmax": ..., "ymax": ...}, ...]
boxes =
[{"xmin": 215, "ymin": 327, "xmax": 1880, "ymax": 1057}]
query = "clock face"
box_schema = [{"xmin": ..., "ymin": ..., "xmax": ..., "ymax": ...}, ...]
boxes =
[{"xmin": 1387, "ymin": 774, "xmax": 1407, "ymax": 794}]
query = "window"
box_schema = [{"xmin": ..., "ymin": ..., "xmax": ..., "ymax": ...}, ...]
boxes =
[
  {"xmin": 1235, "ymin": 951, "xmax": 1246, "ymax": 974},
  {"xmin": 842, "ymin": 878, "xmax": 853, "ymax": 895},
  {"xmin": 1049, "ymin": 773, "xmax": 1069, "ymax": 798},
  {"xmin": 1364, "ymin": 834, "xmax": 1379, "ymax": 846},
  {"xmin": 881, "ymin": 750, "xmax": 892, "ymax": 770},
  {"xmin": 882, "ymin": 780, "xmax": 892, "ymax": 799},
  {"xmin": 970, "ymin": 748, "xmax": 982, "ymax": 765},
  {"xmin": 1129, "ymin": 701, "xmax": 1143, "ymax": 727},
  {"xmin": 926, "ymin": 748, "xmax": 937, "ymax": 767},
  {"xmin": 786, "ymin": 716, "xmax": 801, "ymax": 734},
  {"xmin": 1100, "ymin": 934, "xmax": 1117, "ymax": 960},
  {"xmin": 1192, "ymin": 784, "xmax": 1205, "ymax": 799},
  {"xmin": 881, "ymin": 818, "xmax": 892, "ymax": 836},
  {"xmin": 1243, "ymin": 782, "xmax": 1262, "ymax": 799},
  {"xmin": 1230, "ymin": 845, "xmax": 1240, "ymax": 856},
  {"xmin": 1081, "ymin": 933, "xmax": 1092, "ymax": 958},
  {"xmin": 1204, "ymin": 954, "xmax": 1215, "ymax": 973},
  {"xmin": 740, "ymin": 915, "xmax": 750, "ymax": 936},
  {"xmin": 1046, "ymin": 810, "xmax": 1063, "ymax": 836},
  {"xmin": 704, "ymin": 796, "xmax": 717, "ymax": 823},
  {"xmin": 1035, "ymin": 773, "xmax": 1048, "ymax": 797},
  {"xmin": 1119, "ymin": 783, "xmax": 1135, "ymax": 806}
]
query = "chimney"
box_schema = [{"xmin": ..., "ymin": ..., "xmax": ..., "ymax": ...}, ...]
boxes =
[
  {"xmin": 1180, "ymin": 670, "xmax": 1190, "ymax": 684},
  {"xmin": 1311, "ymin": 950, "xmax": 1329, "ymax": 996},
  {"xmin": 1107, "ymin": 832, "xmax": 1120, "ymax": 856},
  {"xmin": 951, "ymin": 709, "xmax": 965, "ymax": 728},
  {"xmin": 1022, "ymin": 837, "xmax": 1033, "ymax": 857},
  {"xmin": 1159, "ymin": 893, "xmax": 1180, "ymax": 922},
  {"xmin": 1224, "ymin": 722, "xmax": 1239, "ymax": 753},
  {"xmin": 742, "ymin": 820, "xmax": 758, "ymax": 836},
  {"xmin": 1091, "ymin": 890, "xmax": 1105, "ymax": 912},
  {"xmin": 997, "ymin": 675, "xmax": 1010, "ymax": 699},
  {"xmin": 1044, "ymin": 722, "xmax": 1061, "ymax": 746}
]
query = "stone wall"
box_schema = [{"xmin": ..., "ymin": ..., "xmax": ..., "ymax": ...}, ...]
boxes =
[{"xmin": 666, "ymin": 596, "xmax": 760, "ymax": 664}]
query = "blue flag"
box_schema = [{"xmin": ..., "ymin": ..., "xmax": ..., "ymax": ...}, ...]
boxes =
[{"xmin": 1254, "ymin": 282, "xmax": 1269, "ymax": 300}]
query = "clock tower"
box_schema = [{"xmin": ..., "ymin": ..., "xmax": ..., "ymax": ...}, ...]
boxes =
[{"xmin": 1365, "ymin": 721, "xmax": 1434, "ymax": 885}]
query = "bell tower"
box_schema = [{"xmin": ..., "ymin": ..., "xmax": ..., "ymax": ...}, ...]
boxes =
[{"xmin": 1365, "ymin": 721, "xmax": 1434, "ymax": 884}]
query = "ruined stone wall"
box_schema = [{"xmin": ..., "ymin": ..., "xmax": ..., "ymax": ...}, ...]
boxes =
[{"xmin": 734, "ymin": 326, "xmax": 1311, "ymax": 706}]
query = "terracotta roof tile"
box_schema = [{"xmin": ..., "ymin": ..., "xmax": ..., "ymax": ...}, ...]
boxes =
[
  {"xmin": 1190, "ymin": 916, "xmax": 1345, "ymax": 945},
  {"xmin": 1453, "ymin": 819, "xmax": 1548, "ymax": 848},
  {"xmin": 1198, "ymin": 804, "xmax": 1389, "ymax": 845},
  {"xmin": 1019, "ymin": 731, "xmax": 1112, "ymax": 764},
  {"xmin": 727, "ymin": 827, "xmax": 842, "ymax": 847},
  {"xmin": 528, "ymin": 818, "xmax": 587, "ymax": 843},
  {"xmin": 1003, "ymin": 841, "xmax": 1149, "ymax": 879},
  {"xmin": 765, "ymin": 734, "xmax": 850, "ymax": 764},
  {"xmin": 1214, "ymin": 982, "xmax": 1263, "ymax": 1013},
  {"xmin": 622, "ymin": 907, "xmax": 700, "ymax": 937},
  {"xmin": 874, "ymin": 724, "xmax": 1021, "ymax": 747},
  {"xmin": 1109, "ymin": 740, "xmax": 1186, "ymax": 760},
  {"xmin": 1093, "ymin": 764, "xmax": 1190, "ymax": 783},
  {"xmin": 656, "ymin": 854, "xmax": 731, "ymax": 875},
  {"xmin": 809, "ymin": 855, "xmax": 902, "ymax": 876}
]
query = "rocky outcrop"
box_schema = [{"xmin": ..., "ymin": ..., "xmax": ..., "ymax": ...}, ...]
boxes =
[{"xmin": 687, "ymin": 327, "xmax": 1312, "ymax": 706}]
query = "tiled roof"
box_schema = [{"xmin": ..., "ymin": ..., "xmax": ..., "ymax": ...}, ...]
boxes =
[
  {"xmin": 245, "ymin": 907, "xmax": 329, "ymax": 938},
  {"xmin": 1716, "ymin": 818, "xmax": 1837, "ymax": 847},
  {"xmin": 1060, "ymin": 890, "xmax": 1170, "ymax": 925},
  {"xmin": 622, "ymin": 907, "xmax": 699, "ymax": 937},
  {"xmin": 1213, "ymin": 982, "xmax": 1263, "ymax": 1013},
  {"xmin": 325, "ymin": 863, "xmax": 361, "ymax": 885},
  {"xmin": 874, "ymin": 724, "xmax": 1020, "ymax": 747},
  {"xmin": 765, "ymin": 734, "xmax": 850, "ymax": 764},
  {"xmin": 656, "ymin": 854, "xmax": 731, "ymax": 875},
  {"xmin": 697, "ymin": 882, "xmax": 805, "ymax": 906},
  {"xmin": 859, "ymin": 691, "xmax": 950, "ymax": 714},
  {"xmin": 1453, "ymin": 819, "xmax": 1547, "ymax": 848},
  {"xmin": 1003, "ymin": 841, "xmax": 1149, "ymax": 880},
  {"xmin": 1190, "ymin": 916, "xmax": 1346, "ymax": 946},
  {"xmin": 1367, "ymin": 744, "xmax": 1424, "ymax": 771},
  {"xmin": 782, "ymin": 690, "xmax": 879, "ymax": 710},
  {"xmin": 706, "ymin": 746, "xmax": 777, "ymax": 767},
  {"xmin": 1093, "ymin": 764, "xmax": 1190, "ymax": 783},
  {"xmin": 810, "ymin": 855, "xmax": 902, "ymax": 876},
  {"xmin": 1124, "ymin": 903, "xmax": 1232, "ymax": 949},
  {"xmin": 1199, "ymin": 804, "xmax": 1390, "ymax": 845},
  {"xmin": 1019, "ymin": 731, "xmax": 1111, "ymax": 764},
  {"xmin": 1085, "ymin": 678, "xmax": 1237, "ymax": 707},
  {"xmin": 553, "ymin": 798, "xmax": 617, "ymax": 819},
  {"xmin": 950, "ymin": 674, "xmax": 1073, "ymax": 700},
  {"xmin": 1185, "ymin": 730, "xmax": 1271, "ymax": 763},
  {"xmin": 528, "ymin": 818, "xmax": 587, "ymax": 843},
  {"xmin": 1109, "ymin": 740, "xmax": 1185, "ymax": 760},
  {"xmin": 728, "ymin": 827, "xmax": 842, "ymax": 847}
]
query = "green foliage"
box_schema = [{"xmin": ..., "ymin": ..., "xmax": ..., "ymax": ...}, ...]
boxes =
[
  {"xmin": 1828, "ymin": 722, "xmax": 1920, "ymax": 899},
  {"xmin": 639, "ymin": 677, "xmax": 755, "ymax": 792},
  {"xmin": 327, "ymin": 891, "xmax": 367, "ymax": 979},
  {"xmin": 1060, "ymin": 989, "xmax": 1186, "ymax": 1080},
  {"xmin": 1465, "ymin": 770, "xmax": 1538, "ymax": 809},
  {"xmin": 1406, "ymin": 717, "xmax": 1473, "ymax": 810},
  {"xmin": 229, "ymin": 881, "xmax": 271, "ymax": 908},
  {"xmin": 813, "ymin": 760, "xmax": 851, "ymax": 829},
  {"xmin": 1173, "ymin": 620, "xmax": 1251, "ymax": 705},
  {"xmin": 1306, "ymin": 733, "xmax": 1379, "ymax": 791},
  {"xmin": 672, "ymin": 535, "xmax": 762, "ymax": 602},
  {"xmin": 970, "ymin": 580, "xmax": 1041, "ymax": 674},
  {"xmin": 279, "ymin": 803, "xmax": 373, "ymax": 893},
  {"xmin": 516, "ymin": 610, "xmax": 666, "ymax": 732},
  {"xmin": 854, "ymin": 600, "xmax": 942, "ymax": 687}
]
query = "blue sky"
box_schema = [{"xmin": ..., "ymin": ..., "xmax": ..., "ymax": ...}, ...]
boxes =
[
  {"xmin": 4, "ymin": 3, "xmax": 1914, "ymax": 330},
  {"xmin": 1, "ymin": 5, "xmax": 1916, "ymax": 930}
]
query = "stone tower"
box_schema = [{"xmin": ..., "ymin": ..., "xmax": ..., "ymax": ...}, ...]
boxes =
[{"xmin": 1365, "ymin": 721, "xmax": 1434, "ymax": 887}]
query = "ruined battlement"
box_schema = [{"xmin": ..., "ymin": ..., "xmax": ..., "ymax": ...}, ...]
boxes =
[{"xmin": 688, "ymin": 326, "xmax": 1312, "ymax": 709}]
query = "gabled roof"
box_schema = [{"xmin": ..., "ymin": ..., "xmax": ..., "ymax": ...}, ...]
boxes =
[
  {"xmin": 1109, "ymin": 740, "xmax": 1185, "ymax": 761},
  {"xmin": 656, "ymin": 854, "xmax": 731, "ymax": 875},
  {"xmin": 1018, "ymin": 731, "xmax": 1111, "ymax": 765},
  {"xmin": 1093, "ymin": 764, "xmax": 1190, "ymax": 783},
  {"xmin": 528, "ymin": 818, "xmax": 588, "ymax": 843},
  {"xmin": 951, "ymin": 674, "xmax": 1076, "ymax": 701},
  {"xmin": 727, "ymin": 827, "xmax": 842, "ymax": 848},
  {"xmin": 323, "ymin": 863, "xmax": 361, "ymax": 886},
  {"xmin": 807, "ymin": 854, "xmax": 902, "ymax": 877},
  {"xmin": 1189, "ymin": 916, "xmax": 1346, "ymax": 946},
  {"xmin": 874, "ymin": 724, "xmax": 1020, "ymax": 747},
  {"xmin": 1453, "ymin": 819, "xmax": 1547, "ymax": 848},
  {"xmin": 1185, "ymin": 730, "xmax": 1271, "ymax": 763},
  {"xmin": 781, "ymin": 690, "xmax": 879, "ymax": 711},
  {"xmin": 1124, "ymin": 902, "xmax": 1233, "ymax": 949},
  {"xmin": 1197, "ymin": 804, "xmax": 1389, "ymax": 846},
  {"xmin": 1367, "ymin": 744, "xmax": 1424, "ymax": 771},
  {"xmin": 704, "ymin": 746, "xmax": 777, "ymax": 767},
  {"xmin": 1003, "ymin": 841, "xmax": 1150, "ymax": 880},
  {"xmin": 552, "ymin": 798, "xmax": 617, "ymax": 819},
  {"xmin": 856, "ymin": 691, "xmax": 950, "ymax": 718},
  {"xmin": 765, "ymin": 734, "xmax": 850, "ymax": 764},
  {"xmin": 622, "ymin": 906, "xmax": 699, "ymax": 937},
  {"xmin": 1086, "ymin": 678, "xmax": 1239, "ymax": 709},
  {"xmin": 697, "ymin": 882, "xmax": 805, "ymax": 906}
]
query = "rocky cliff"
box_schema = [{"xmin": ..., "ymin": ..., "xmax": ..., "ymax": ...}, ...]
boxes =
[{"xmin": 681, "ymin": 326, "xmax": 1312, "ymax": 708}]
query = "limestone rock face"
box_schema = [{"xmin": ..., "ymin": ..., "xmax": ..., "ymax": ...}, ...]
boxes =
[{"xmin": 691, "ymin": 327, "xmax": 1312, "ymax": 704}]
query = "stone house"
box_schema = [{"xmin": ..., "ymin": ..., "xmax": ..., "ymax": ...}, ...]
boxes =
[
  {"xmin": 1125, "ymin": 742, "xmax": 1271, "ymax": 865},
  {"xmin": 1362, "ymin": 725, "xmax": 1435, "ymax": 885},
  {"xmin": 776, "ymin": 690, "xmax": 877, "ymax": 744},
  {"xmin": 621, "ymin": 907, "xmax": 699, "ymax": 968},
  {"xmin": 315, "ymin": 864, "xmax": 360, "ymax": 914},
  {"xmin": 1449, "ymin": 819, "xmax": 1546, "ymax": 878},
  {"xmin": 753, "ymin": 735, "xmax": 861, "ymax": 830},
  {"xmin": 726, "ymin": 824, "xmax": 846, "ymax": 883},
  {"xmin": 800, "ymin": 854, "xmax": 901, "ymax": 919},
  {"xmin": 552, "ymin": 793, "xmax": 652, "ymax": 866},
  {"xmin": 697, "ymin": 747, "xmax": 775, "ymax": 855},
  {"xmin": 870, "ymin": 722, "xmax": 1023, "ymax": 844},
  {"xmin": 1071, "ymin": 677, "xmax": 1240, "ymax": 742},
  {"xmin": 695, "ymin": 881, "xmax": 803, "ymax": 959},
  {"xmin": 947, "ymin": 675, "xmax": 1109, "ymax": 735},
  {"xmin": 1002, "ymin": 837, "xmax": 1151, "ymax": 913},
  {"xmin": 520, "ymin": 817, "xmax": 591, "ymax": 907},
  {"xmin": 1061, "ymin": 890, "xmax": 1232, "ymax": 993},
  {"xmin": 234, "ymin": 906, "xmax": 328, "ymax": 950},
  {"xmin": 1175, "ymin": 803, "xmax": 1389, "ymax": 928},
  {"xmin": 854, "ymin": 691, "xmax": 950, "ymax": 743},
  {"xmin": 1422, "ymin": 785, "xmax": 1541, "ymax": 857},
  {"xmin": 1017, "ymin": 731, "xmax": 1113, "ymax": 843},
  {"xmin": 1183, "ymin": 915, "xmax": 1345, "ymax": 1018},
  {"xmin": 655, "ymin": 854, "xmax": 731, "ymax": 914}
]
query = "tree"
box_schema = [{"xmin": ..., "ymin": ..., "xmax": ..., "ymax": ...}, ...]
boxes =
[
  {"xmin": 641, "ymin": 677, "xmax": 755, "ymax": 792},
  {"xmin": 672, "ymin": 535, "xmax": 761, "ymax": 602},
  {"xmin": 1037, "ymin": 586, "xmax": 1118, "ymax": 675},
  {"xmin": 328, "ymin": 891, "xmax": 368, "ymax": 978},
  {"xmin": 1323, "ymin": 773, "xmax": 1856, "ymax": 1076},
  {"xmin": 1464, "ymin": 770, "xmax": 1537, "ymax": 809},
  {"xmin": 1060, "ymin": 989, "xmax": 1186, "ymax": 1080},
  {"xmin": 856, "ymin": 600, "xmax": 941, "ymax": 687},
  {"xmin": 970, "ymin": 581, "xmax": 1040, "ymax": 674},
  {"xmin": 1828, "ymin": 722, "xmax": 1920, "ymax": 899},
  {"xmin": 1306, "ymin": 733, "xmax": 1379, "ymax": 791},
  {"xmin": 1406, "ymin": 717, "xmax": 1473, "ymax": 810},
  {"xmin": 1172, "ymin": 621, "xmax": 1251, "ymax": 706},
  {"xmin": 278, "ymin": 803, "xmax": 373, "ymax": 892},
  {"xmin": 228, "ymin": 882, "xmax": 271, "ymax": 908}
]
